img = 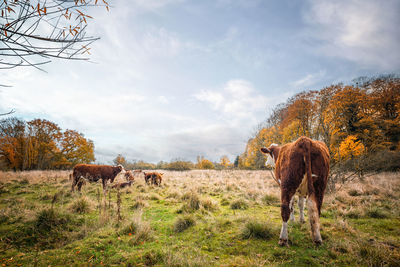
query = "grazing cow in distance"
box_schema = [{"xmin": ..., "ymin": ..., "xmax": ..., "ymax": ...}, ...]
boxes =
[
  {"xmin": 71, "ymin": 164, "xmax": 126, "ymax": 192},
  {"xmin": 143, "ymin": 172, "xmax": 163, "ymax": 186},
  {"xmin": 260, "ymin": 136, "xmax": 330, "ymax": 246},
  {"xmin": 124, "ymin": 170, "xmax": 135, "ymax": 182}
]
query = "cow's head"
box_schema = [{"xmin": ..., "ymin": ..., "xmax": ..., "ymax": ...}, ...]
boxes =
[
  {"xmin": 124, "ymin": 170, "xmax": 135, "ymax": 182},
  {"xmin": 260, "ymin": 144, "xmax": 279, "ymax": 168}
]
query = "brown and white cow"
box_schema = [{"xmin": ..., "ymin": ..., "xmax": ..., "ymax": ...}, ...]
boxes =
[
  {"xmin": 143, "ymin": 172, "xmax": 163, "ymax": 186},
  {"xmin": 71, "ymin": 164, "xmax": 126, "ymax": 192},
  {"xmin": 261, "ymin": 136, "xmax": 330, "ymax": 246}
]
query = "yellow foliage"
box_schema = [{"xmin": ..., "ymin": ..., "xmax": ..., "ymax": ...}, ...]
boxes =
[
  {"xmin": 219, "ymin": 155, "xmax": 232, "ymax": 168},
  {"xmin": 281, "ymin": 120, "xmax": 303, "ymax": 144},
  {"xmin": 335, "ymin": 135, "xmax": 365, "ymax": 161}
]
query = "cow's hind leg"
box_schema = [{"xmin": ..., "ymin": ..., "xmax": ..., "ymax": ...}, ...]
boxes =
[
  {"xmin": 289, "ymin": 196, "xmax": 295, "ymax": 222},
  {"xmin": 307, "ymin": 194, "xmax": 322, "ymax": 245},
  {"xmin": 71, "ymin": 178, "xmax": 77, "ymax": 192},
  {"xmin": 279, "ymin": 190, "xmax": 295, "ymax": 246},
  {"xmin": 298, "ymin": 196, "xmax": 305, "ymax": 223}
]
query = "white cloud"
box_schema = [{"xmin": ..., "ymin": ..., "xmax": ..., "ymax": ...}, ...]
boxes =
[
  {"xmin": 195, "ymin": 80, "xmax": 269, "ymax": 123},
  {"xmin": 303, "ymin": 0, "xmax": 400, "ymax": 70},
  {"xmin": 290, "ymin": 70, "xmax": 326, "ymax": 89}
]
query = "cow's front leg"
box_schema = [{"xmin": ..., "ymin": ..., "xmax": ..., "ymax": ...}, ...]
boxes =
[
  {"xmin": 289, "ymin": 196, "xmax": 295, "ymax": 222},
  {"xmin": 307, "ymin": 195, "xmax": 322, "ymax": 245},
  {"xmin": 279, "ymin": 191, "xmax": 294, "ymax": 246},
  {"xmin": 298, "ymin": 196, "xmax": 305, "ymax": 223}
]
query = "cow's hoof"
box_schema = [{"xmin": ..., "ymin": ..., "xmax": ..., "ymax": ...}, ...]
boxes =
[
  {"xmin": 314, "ymin": 239, "xmax": 322, "ymax": 246},
  {"xmin": 278, "ymin": 239, "xmax": 288, "ymax": 247},
  {"xmin": 299, "ymin": 219, "xmax": 305, "ymax": 224}
]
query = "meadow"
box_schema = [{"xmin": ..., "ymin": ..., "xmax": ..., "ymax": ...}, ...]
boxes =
[{"xmin": 0, "ymin": 170, "xmax": 399, "ymax": 266}]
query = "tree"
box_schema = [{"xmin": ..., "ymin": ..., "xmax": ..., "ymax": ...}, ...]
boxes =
[
  {"xmin": 113, "ymin": 154, "xmax": 127, "ymax": 167},
  {"xmin": 0, "ymin": 117, "xmax": 94, "ymax": 170},
  {"xmin": 196, "ymin": 156, "xmax": 215, "ymax": 169},
  {"xmin": 219, "ymin": 155, "xmax": 231, "ymax": 168},
  {"xmin": 335, "ymin": 135, "xmax": 365, "ymax": 161},
  {"xmin": 57, "ymin": 129, "xmax": 95, "ymax": 168},
  {"xmin": 233, "ymin": 155, "xmax": 239, "ymax": 168},
  {"xmin": 0, "ymin": 0, "xmax": 109, "ymax": 71},
  {"xmin": 0, "ymin": 117, "xmax": 25, "ymax": 170}
]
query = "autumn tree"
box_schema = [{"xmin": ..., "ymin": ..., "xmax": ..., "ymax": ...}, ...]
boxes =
[
  {"xmin": 113, "ymin": 154, "xmax": 127, "ymax": 167},
  {"xmin": 219, "ymin": 155, "xmax": 231, "ymax": 168},
  {"xmin": 0, "ymin": 0, "xmax": 109, "ymax": 70},
  {"xmin": 196, "ymin": 156, "xmax": 215, "ymax": 169},
  {"xmin": 0, "ymin": 117, "xmax": 94, "ymax": 170},
  {"xmin": 57, "ymin": 129, "xmax": 95, "ymax": 168},
  {"xmin": 240, "ymin": 75, "xmax": 400, "ymax": 169},
  {"xmin": 0, "ymin": 117, "xmax": 25, "ymax": 170}
]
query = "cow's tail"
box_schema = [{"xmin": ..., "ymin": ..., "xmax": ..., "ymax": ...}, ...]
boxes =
[{"xmin": 303, "ymin": 138, "xmax": 314, "ymax": 197}]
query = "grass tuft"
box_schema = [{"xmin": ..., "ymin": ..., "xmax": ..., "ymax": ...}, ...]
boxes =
[
  {"xmin": 230, "ymin": 199, "xmax": 248, "ymax": 210},
  {"xmin": 241, "ymin": 220, "xmax": 275, "ymax": 240},
  {"xmin": 173, "ymin": 215, "xmax": 195, "ymax": 233},
  {"xmin": 69, "ymin": 196, "xmax": 93, "ymax": 214}
]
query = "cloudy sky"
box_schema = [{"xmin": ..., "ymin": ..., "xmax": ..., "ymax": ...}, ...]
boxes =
[{"xmin": 1, "ymin": 0, "xmax": 399, "ymax": 164}]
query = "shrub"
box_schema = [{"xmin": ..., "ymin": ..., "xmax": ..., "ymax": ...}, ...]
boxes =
[
  {"xmin": 122, "ymin": 215, "xmax": 153, "ymax": 245},
  {"xmin": 220, "ymin": 198, "xmax": 230, "ymax": 206},
  {"xmin": 201, "ymin": 197, "xmax": 218, "ymax": 211},
  {"xmin": 241, "ymin": 220, "xmax": 275, "ymax": 240},
  {"xmin": 173, "ymin": 215, "xmax": 195, "ymax": 233},
  {"xmin": 230, "ymin": 199, "xmax": 248, "ymax": 210},
  {"xmin": 165, "ymin": 160, "xmax": 194, "ymax": 171},
  {"xmin": 131, "ymin": 199, "xmax": 148, "ymax": 210},
  {"xmin": 180, "ymin": 191, "xmax": 200, "ymax": 212},
  {"xmin": 365, "ymin": 207, "xmax": 388, "ymax": 219},
  {"xmin": 348, "ymin": 189, "xmax": 361, "ymax": 196},
  {"xmin": 20, "ymin": 178, "xmax": 29, "ymax": 185},
  {"xmin": 262, "ymin": 194, "xmax": 279, "ymax": 205},
  {"xmin": 149, "ymin": 193, "xmax": 161, "ymax": 201},
  {"xmin": 70, "ymin": 196, "xmax": 92, "ymax": 214}
]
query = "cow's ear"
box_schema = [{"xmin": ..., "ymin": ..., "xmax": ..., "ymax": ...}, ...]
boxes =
[{"xmin": 260, "ymin": 147, "xmax": 270, "ymax": 154}]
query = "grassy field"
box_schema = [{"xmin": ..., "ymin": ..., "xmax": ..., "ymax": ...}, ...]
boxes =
[{"xmin": 0, "ymin": 170, "xmax": 399, "ymax": 266}]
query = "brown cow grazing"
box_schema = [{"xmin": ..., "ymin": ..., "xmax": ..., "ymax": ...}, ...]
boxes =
[
  {"xmin": 143, "ymin": 172, "xmax": 163, "ymax": 186},
  {"xmin": 261, "ymin": 136, "xmax": 329, "ymax": 246},
  {"xmin": 71, "ymin": 164, "xmax": 126, "ymax": 192}
]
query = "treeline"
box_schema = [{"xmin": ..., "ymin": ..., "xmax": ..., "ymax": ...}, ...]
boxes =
[
  {"xmin": 239, "ymin": 75, "xmax": 400, "ymax": 170},
  {"xmin": 0, "ymin": 118, "xmax": 95, "ymax": 171},
  {"xmin": 113, "ymin": 155, "xmax": 235, "ymax": 171}
]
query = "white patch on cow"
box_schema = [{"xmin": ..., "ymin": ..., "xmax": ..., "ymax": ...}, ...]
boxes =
[
  {"xmin": 265, "ymin": 153, "xmax": 275, "ymax": 168},
  {"xmin": 279, "ymin": 221, "xmax": 288, "ymax": 241},
  {"xmin": 289, "ymin": 197, "xmax": 295, "ymax": 222},
  {"xmin": 298, "ymin": 196, "xmax": 305, "ymax": 223},
  {"xmin": 307, "ymin": 198, "xmax": 322, "ymax": 243},
  {"xmin": 312, "ymin": 174, "xmax": 318, "ymax": 178}
]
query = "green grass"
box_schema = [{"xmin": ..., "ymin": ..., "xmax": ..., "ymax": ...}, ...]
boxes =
[{"xmin": 0, "ymin": 171, "xmax": 399, "ymax": 266}]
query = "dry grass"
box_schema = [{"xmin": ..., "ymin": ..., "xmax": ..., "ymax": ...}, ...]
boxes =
[{"xmin": 1, "ymin": 169, "xmax": 399, "ymax": 266}]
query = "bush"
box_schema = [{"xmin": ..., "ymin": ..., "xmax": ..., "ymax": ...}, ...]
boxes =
[
  {"xmin": 262, "ymin": 194, "xmax": 279, "ymax": 205},
  {"xmin": 230, "ymin": 199, "xmax": 248, "ymax": 210},
  {"xmin": 131, "ymin": 199, "xmax": 148, "ymax": 210},
  {"xmin": 241, "ymin": 220, "xmax": 275, "ymax": 240},
  {"xmin": 348, "ymin": 189, "xmax": 361, "ymax": 196},
  {"xmin": 173, "ymin": 215, "xmax": 195, "ymax": 233},
  {"xmin": 201, "ymin": 197, "xmax": 218, "ymax": 211},
  {"xmin": 365, "ymin": 207, "xmax": 388, "ymax": 219},
  {"xmin": 179, "ymin": 191, "xmax": 200, "ymax": 212},
  {"xmin": 165, "ymin": 160, "xmax": 194, "ymax": 171},
  {"xmin": 70, "ymin": 196, "xmax": 92, "ymax": 214},
  {"xmin": 121, "ymin": 215, "xmax": 153, "ymax": 245}
]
